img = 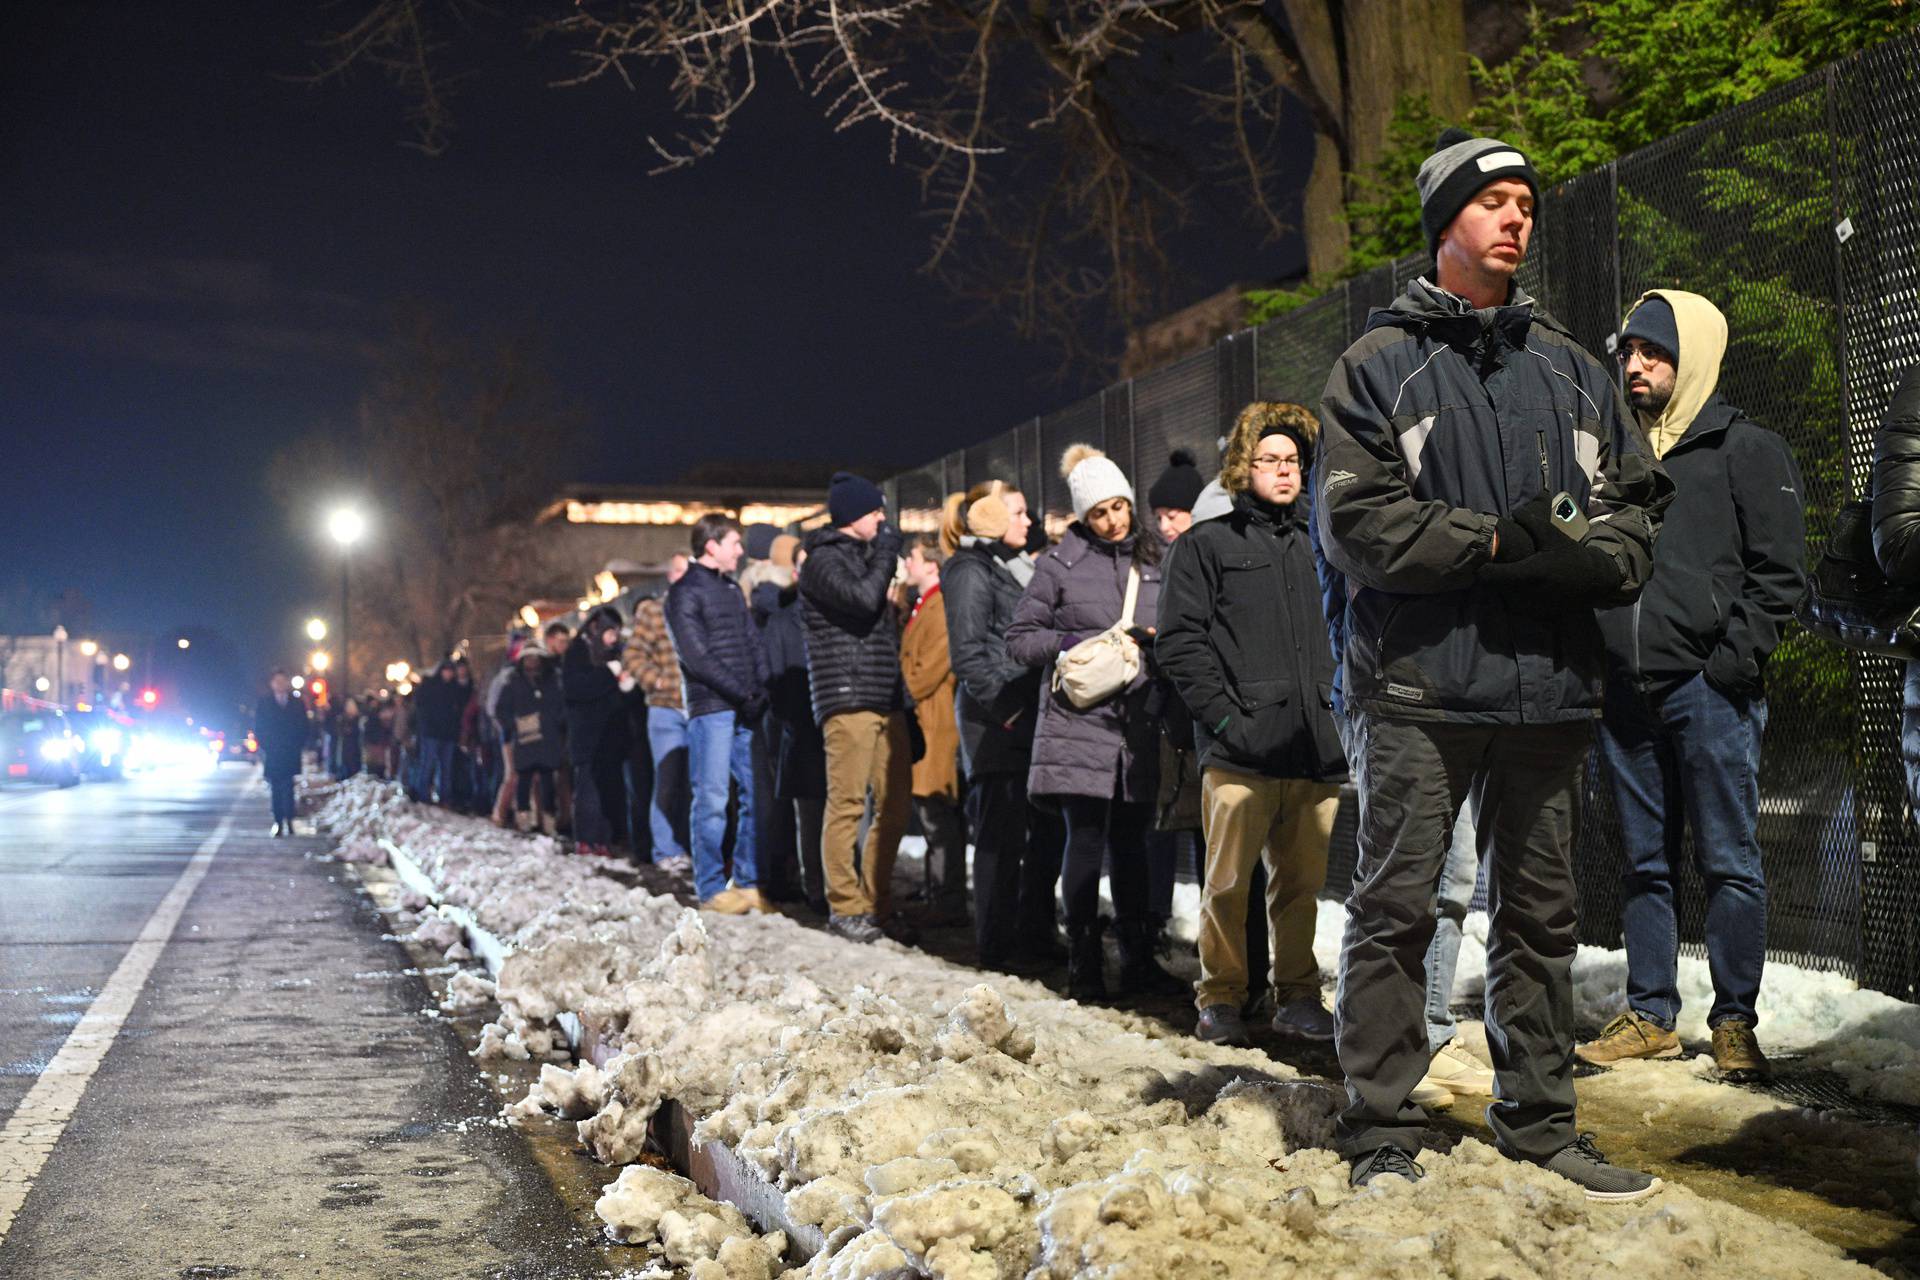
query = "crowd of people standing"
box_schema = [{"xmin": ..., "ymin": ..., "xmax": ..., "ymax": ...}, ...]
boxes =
[{"xmin": 267, "ymin": 125, "xmax": 1920, "ymax": 1205}]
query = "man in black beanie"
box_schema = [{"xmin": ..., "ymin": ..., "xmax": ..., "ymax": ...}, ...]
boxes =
[
  {"xmin": 800, "ymin": 472, "xmax": 911, "ymax": 944},
  {"xmin": 1313, "ymin": 129, "xmax": 1673, "ymax": 1199}
]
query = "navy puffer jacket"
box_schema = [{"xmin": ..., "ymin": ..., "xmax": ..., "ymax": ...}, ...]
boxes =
[
  {"xmin": 799, "ymin": 525, "xmax": 906, "ymax": 722},
  {"xmin": 666, "ymin": 562, "xmax": 768, "ymax": 719},
  {"xmin": 943, "ymin": 540, "xmax": 1039, "ymax": 777},
  {"xmin": 1005, "ymin": 525, "xmax": 1162, "ymax": 802}
]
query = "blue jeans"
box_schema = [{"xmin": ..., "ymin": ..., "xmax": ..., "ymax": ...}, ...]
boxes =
[
  {"xmin": 647, "ymin": 706, "xmax": 690, "ymax": 862},
  {"xmin": 1598, "ymin": 671, "xmax": 1769, "ymax": 1030},
  {"xmin": 1424, "ymin": 799, "xmax": 1481, "ymax": 1055},
  {"xmin": 422, "ymin": 737, "xmax": 457, "ymax": 805},
  {"xmin": 688, "ymin": 709, "xmax": 757, "ymax": 901}
]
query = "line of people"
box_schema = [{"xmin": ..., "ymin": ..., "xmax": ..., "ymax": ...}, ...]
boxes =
[{"xmin": 279, "ymin": 123, "xmax": 1843, "ymax": 1208}]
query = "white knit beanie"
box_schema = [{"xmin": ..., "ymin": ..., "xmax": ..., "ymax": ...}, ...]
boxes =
[{"xmin": 1061, "ymin": 444, "xmax": 1134, "ymax": 522}]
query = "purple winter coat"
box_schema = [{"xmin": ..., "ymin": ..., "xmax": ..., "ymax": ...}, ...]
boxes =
[{"xmin": 1005, "ymin": 524, "xmax": 1163, "ymax": 802}]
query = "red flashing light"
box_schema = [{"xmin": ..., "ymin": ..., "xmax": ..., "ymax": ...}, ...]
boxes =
[{"xmin": 139, "ymin": 688, "xmax": 159, "ymax": 708}]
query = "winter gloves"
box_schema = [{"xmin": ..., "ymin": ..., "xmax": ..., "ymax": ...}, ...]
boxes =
[{"xmin": 1481, "ymin": 493, "xmax": 1624, "ymax": 608}]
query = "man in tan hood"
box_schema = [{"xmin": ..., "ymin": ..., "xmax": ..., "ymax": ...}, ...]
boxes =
[{"xmin": 1583, "ymin": 289, "xmax": 1807, "ymax": 1079}]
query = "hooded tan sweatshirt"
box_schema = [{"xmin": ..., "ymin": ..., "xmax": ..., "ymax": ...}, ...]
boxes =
[{"xmin": 1623, "ymin": 288, "xmax": 1728, "ymax": 458}]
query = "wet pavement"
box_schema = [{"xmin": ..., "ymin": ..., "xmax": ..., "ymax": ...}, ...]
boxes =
[{"xmin": 0, "ymin": 767, "xmax": 610, "ymax": 1278}]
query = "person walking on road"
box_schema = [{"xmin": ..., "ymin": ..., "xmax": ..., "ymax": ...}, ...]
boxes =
[
  {"xmin": 255, "ymin": 668, "xmax": 309, "ymax": 838},
  {"xmin": 1158, "ymin": 406, "xmax": 1345, "ymax": 1047},
  {"xmin": 801, "ymin": 472, "xmax": 912, "ymax": 945},
  {"xmin": 1007, "ymin": 445, "xmax": 1182, "ymax": 1002},
  {"xmin": 1580, "ymin": 290, "xmax": 1807, "ymax": 1080},
  {"xmin": 666, "ymin": 514, "xmax": 773, "ymax": 914},
  {"xmin": 1316, "ymin": 129, "xmax": 1672, "ymax": 1199}
]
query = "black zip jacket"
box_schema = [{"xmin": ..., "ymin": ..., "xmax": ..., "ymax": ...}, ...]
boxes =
[
  {"xmin": 942, "ymin": 540, "xmax": 1041, "ymax": 777},
  {"xmin": 665, "ymin": 562, "xmax": 769, "ymax": 719},
  {"xmin": 799, "ymin": 525, "xmax": 905, "ymax": 722},
  {"xmin": 1159, "ymin": 494, "xmax": 1346, "ymax": 781},
  {"xmin": 1872, "ymin": 368, "xmax": 1920, "ymax": 585},
  {"xmin": 563, "ymin": 606, "xmax": 625, "ymax": 765},
  {"xmin": 1598, "ymin": 394, "xmax": 1806, "ymax": 698},
  {"xmin": 1314, "ymin": 277, "xmax": 1673, "ymax": 724}
]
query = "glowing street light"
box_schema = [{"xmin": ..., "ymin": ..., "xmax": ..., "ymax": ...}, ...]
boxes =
[
  {"xmin": 112, "ymin": 653, "xmax": 131, "ymax": 672},
  {"xmin": 324, "ymin": 504, "xmax": 367, "ymax": 689},
  {"xmin": 176, "ymin": 637, "xmax": 190, "ymax": 650},
  {"xmin": 78, "ymin": 640, "xmax": 98, "ymax": 657},
  {"xmin": 34, "ymin": 676, "xmax": 50, "ymax": 693},
  {"xmin": 291, "ymin": 675, "xmax": 306, "ymax": 691},
  {"xmin": 306, "ymin": 617, "xmax": 328, "ymax": 642},
  {"xmin": 310, "ymin": 650, "xmax": 332, "ymax": 672},
  {"xmin": 327, "ymin": 507, "xmax": 366, "ymax": 547}
]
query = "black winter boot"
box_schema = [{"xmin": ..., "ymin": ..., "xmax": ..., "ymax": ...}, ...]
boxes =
[
  {"xmin": 1066, "ymin": 919, "xmax": 1108, "ymax": 1002},
  {"xmin": 1115, "ymin": 916, "xmax": 1187, "ymax": 998}
]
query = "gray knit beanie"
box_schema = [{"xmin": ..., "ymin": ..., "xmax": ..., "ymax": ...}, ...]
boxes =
[{"xmin": 1417, "ymin": 128, "xmax": 1542, "ymax": 260}]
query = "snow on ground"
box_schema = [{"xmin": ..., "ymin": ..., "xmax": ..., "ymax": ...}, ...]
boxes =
[{"xmin": 317, "ymin": 776, "xmax": 1875, "ymax": 1278}]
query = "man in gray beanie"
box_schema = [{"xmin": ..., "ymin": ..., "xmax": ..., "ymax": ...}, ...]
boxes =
[{"xmin": 1313, "ymin": 128, "xmax": 1673, "ymax": 1199}]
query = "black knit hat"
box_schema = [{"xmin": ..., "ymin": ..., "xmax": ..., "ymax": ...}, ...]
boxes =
[
  {"xmin": 1621, "ymin": 296, "xmax": 1680, "ymax": 363},
  {"xmin": 1147, "ymin": 449, "xmax": 1206, "ymax": 512},
  {"xmin": 1417, "ymin": 128, "xmax": 1542, "ymax": 260},
  {"xmin": 827, "ymin": 471, "xmax": 885, "ymax": 527}
]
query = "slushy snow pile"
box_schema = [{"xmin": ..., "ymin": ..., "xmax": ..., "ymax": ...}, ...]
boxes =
[{"xmin": 319, "ymin": 775, "xmax": 1878, "ymax": 1279}]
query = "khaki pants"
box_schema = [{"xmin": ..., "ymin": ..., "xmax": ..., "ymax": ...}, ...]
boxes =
[
  {"xmin": 1196, "ymin": 766, "xmax": 1339, "ymax": 1011},
  {"xmin": 822, "ymin": 710, "xmax": 913, "ymax": 918}
]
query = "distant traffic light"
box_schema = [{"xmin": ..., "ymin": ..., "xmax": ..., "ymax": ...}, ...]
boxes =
[
  {"xmin": 309, "ymin": 677, "xmax": 329, "ymax": 707},
  {"xmin": 139, "ymin": 688, "xmax": 159, "ymax": 708}
]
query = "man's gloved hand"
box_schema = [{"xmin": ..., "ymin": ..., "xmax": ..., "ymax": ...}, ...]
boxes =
[
  {"xmin": 873, "ymin": 524, "xmax": 905, "ymax": 557},
  {"xmin": 1491, "ymin": 492, "xmax": 1555, "ymax": 563},
  {"xmin": 1480, "ymin": 534, "xmax": 1624, "ymax": 608}
]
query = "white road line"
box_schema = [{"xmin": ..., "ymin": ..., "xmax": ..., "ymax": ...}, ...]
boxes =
[{"xmin": 0, "ymin": 800, "xmax": 240, "ymax": 1240}]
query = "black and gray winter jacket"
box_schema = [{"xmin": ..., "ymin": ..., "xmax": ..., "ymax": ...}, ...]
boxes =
[
  {"xmin": 1158, "ymin": 494, "xmax": 1346, "ymax": 782},
  {"xmin": 1314, "ymin": 277, "xmax": 1673, "ymax": 724},
  {"xmin": 1597, "ymin": 394, "xmax": 1805, "ymax": 699},
  {"xmin": 666, "ymin": 562, "xmax": 769, "ymax": 719},
  {"xmin": 799, "ymin": 525, "xmax": 906, "ymax": 722},
  {"xmin": 498, "ymin": 664, "xmax": 565, "ymax": 771}
]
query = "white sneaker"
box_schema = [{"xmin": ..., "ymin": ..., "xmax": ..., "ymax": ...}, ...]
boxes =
[
  {"xmin": 1426, "ymin": 1042, "xmax": 1497, "ymax": 1096},
  {"xmin": 1410, "ymin": 1078, "xmax": 1454, "ymax": 1109}
]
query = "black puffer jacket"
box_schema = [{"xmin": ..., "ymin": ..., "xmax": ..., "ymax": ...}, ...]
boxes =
[
  {"xmin": 943, "ymin": 539, "xmax": 1041, "ymax": 777},
  {"xmin": 1868, "ymin": 369, "xmax": 1920, "ymax": 815},
  {"xmin": 254, "ymin": 692, "xmax": 310, "ymax": 777},
  {"xmin": 415, "ymin": 663, "xmax": 465, "ymax": 740},
  {"xmin": 666, "ymin": 562, "xmax": 768, "ymax": 718},
  {"xmin": 1597, "ymin": 394, "xmax": 1806, "ymax": 698},
  {"xmin": 1006, "ymin": 525, "xmax": 1162, "ymax": 802},
  {"xmin": 1158, "ymin": 494, "xmax": 1346, "ymax": 782},
  {"xmin": 1315, "ymin": 276, "xmax": 1673, "ymax": 724},
  {"xmin": 799, "ymin": 525, "xmax": 905, "ymax": 722},
  {"xmin": 563, "ymin": 605, "xmax": 625, "ymax": 765}
]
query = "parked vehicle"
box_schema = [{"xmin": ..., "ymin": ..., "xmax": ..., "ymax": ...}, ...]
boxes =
[{"xmin": 0, "ymin": 710, "xmax": 83, "ymax": 787}]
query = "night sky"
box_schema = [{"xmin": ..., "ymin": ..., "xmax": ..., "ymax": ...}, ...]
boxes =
[{"xmin": 2, "ymin": 4, "xmax": 1307, "ymax": 689}]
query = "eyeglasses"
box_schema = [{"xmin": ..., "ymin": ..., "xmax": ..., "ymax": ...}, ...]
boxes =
[
  {"xmin": 1614, "ymin": 339, "xmax": 1673, "ymax": 367},
  {"xmin": 1251, "ymin": 455, "xmax": 1302, "ymax": 473}
]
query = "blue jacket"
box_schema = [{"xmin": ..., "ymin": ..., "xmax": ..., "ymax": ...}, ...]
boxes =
[{"xmin": 667, "ymin": 563, "xmax": 769, "ymax": 719}]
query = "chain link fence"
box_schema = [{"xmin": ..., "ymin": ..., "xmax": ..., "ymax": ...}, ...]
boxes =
[{"xmin": 884, "ymin": 34, "xmax": 1920, "ymax": 998}]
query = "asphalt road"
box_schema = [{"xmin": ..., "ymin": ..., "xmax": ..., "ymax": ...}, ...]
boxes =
[{"xmin": 0, "ymin": 764, "xmax": 609, "ymax": 1278}]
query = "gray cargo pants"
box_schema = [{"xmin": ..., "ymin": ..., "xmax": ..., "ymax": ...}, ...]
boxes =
[{"xmin": 1335, "ymin": 711, "xmax": 1589, "ymax": 1162}]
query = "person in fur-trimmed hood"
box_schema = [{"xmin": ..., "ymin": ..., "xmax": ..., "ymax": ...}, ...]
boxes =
[
  {"xmin": 1578, "ymin": 289, "xmax": 1806, "ymax": 1080},
  {"xmin": 1007, "ymin": 444, "xmax": 1181, "ymax": 1002},
  {"xmin": 1159, "ymin": 401, "xmax": 1346, "ymax": 1047}
]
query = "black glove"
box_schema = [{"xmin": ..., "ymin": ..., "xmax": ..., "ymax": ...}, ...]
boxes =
[
  {"xmin": 873, "ymin": 525, "xmax": 905, "ymax": 558},
  {"xmin": 1479, "ymin": 535, "xmax": 1624, "ymax": 608},
  {"xmin": 1491, "ymin": 492, "xmax": 1557, "ymax": 563}
]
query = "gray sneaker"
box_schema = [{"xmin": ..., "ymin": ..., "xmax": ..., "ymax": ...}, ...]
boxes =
[
  {"xmin": 1195, "ymin": 1004, "xmax": 1250, "ymax": 1046},
  {"xmin": 1535, "ymin": 1134, "xmax": 1662, "ymax": 1202},
  {"xmin": 1270, "ymin": 996, "xmax": 1336, "ymax": 1042},
  {"xmin": 1349, "ymin": 1145, "xmax": 1425, "ymax": 1188},
  {"xmin": 828, "ymin": 913, "xmax": 884, "ymax": 945}
]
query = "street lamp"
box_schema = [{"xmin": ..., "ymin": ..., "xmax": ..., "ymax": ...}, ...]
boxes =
[
  {"xmin": 112, "ymin": 652, "xmax": 130, "ymax": 672},
  {"xmin": 78, "ymin": 639, "xmax": 97, "ymax": 657},
  {"xmin": 52, "ymin": 625, "xmax": 66, "ymax": 705},
  {"xmin": 306, "ymin": 617, "xmax": 328, "ymax": 643},
  {"xmin": 310, "ymin": 650, "xmax": 331, "ymax": 672},
  {"xmin": 326, "ymin": 506, "xmax": 365, "ymax": 690},
  {"xmin": 177, "ymin": 637, "xmax": 190, "ymax": 650}
]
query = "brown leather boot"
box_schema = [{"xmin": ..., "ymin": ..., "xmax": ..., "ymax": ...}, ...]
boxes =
[
  {"xmin": 1576, "ymin": 1010, "xmax": 1681, "ymax": 1066},
  {"xmin": 1711, "ymin": 1019, "xmax": 1770, "ymax": 1079}
]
